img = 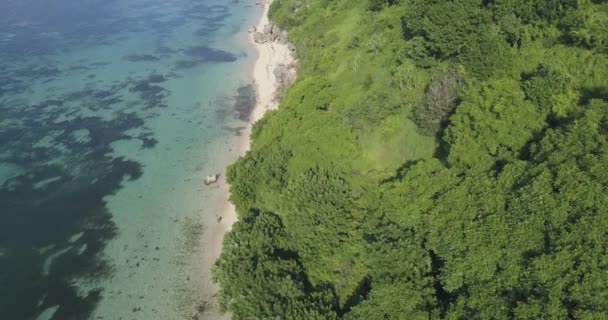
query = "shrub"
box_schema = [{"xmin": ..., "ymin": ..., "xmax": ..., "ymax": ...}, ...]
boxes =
[
  {"xmin": 368, "ymin": 0, "xmax": 384, "ymax": 11},
  {"xmin": 412, "ymin": 68, "xmax": 465, "ymax": 136}
]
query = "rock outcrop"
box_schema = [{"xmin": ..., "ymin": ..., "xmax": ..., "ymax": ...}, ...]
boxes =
[
  {"xmin": 251, "ymin": 22, "xmax": 298, "ymax": 99},
  {"xmin": 271, "ymin": 24, "xmax": 281, "ymax": 36},
  {"xmin": 252, "ymin": 23, "xmax": 292, "ymax": 44},
  {"xmin": 273, "ymin": 62, "xmax": 297, "ymax": 100},
  {"xmin": 263, "ymin": 23, "xmax": 273, "ymax": 35},
  {"xmin": 252, "ymin": 23, "xmax": 291, "ymax": 44}
]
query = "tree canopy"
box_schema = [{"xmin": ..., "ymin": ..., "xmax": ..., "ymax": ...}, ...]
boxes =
[{"xmin": 214, "ymin": 0, "xmax": 608, "ymax": 318}]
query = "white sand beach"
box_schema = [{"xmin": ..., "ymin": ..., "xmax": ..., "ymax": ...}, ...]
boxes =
[{"xmin": 198, "ymin": 0, "xmax": 295, "ymax": 318}]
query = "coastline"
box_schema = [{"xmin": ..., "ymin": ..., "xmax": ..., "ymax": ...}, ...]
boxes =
[{"xmin": 198, "ymin": 0, "xmax": 295, "ymax": 317}]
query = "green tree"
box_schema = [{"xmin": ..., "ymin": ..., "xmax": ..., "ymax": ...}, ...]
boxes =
[
  {"xmin": 216, "ymin": 0, "xmax": 608, "ymax": 318},
  {"xmin": 214, "ymin": 210, "xmax": 338, "ymax": 319},
  {"xmin": 401, "ymin": 0, "xmax": 493, "ymax": 59},
  {"xmin": 347, "ymin": 220, "xmax": 439, "ymax": 320},
  {"xmin": 458, "ymin": 29, "xmax": 513, "ymax": 79},
  {"xmin": 279, "ymin": 168, "xmax": 366, "ymax": 303},
  {"xmin": 445, "ymin": 78, "xmax": 546, "ymax": 172},
  {"xmin": 368, "ymin": 0, "xmax": 385, "ymax": 11},
  {"xmin": 522, "ymin": 64, "xmax": 575, "ymax": 114},
  {"xmin": 564, "ymin": 2, "xmax": 608, "ymax": 52},
  {"xmin": 226, "ymin": 145, "xmax": 291, "ymax": 212}
]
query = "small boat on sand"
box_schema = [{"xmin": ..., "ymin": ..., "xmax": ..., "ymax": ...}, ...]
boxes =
[{"xmin": 204, "ymin": 173, "xmax": 220, "ymax": 185}]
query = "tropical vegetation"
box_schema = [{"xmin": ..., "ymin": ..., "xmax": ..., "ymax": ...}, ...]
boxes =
[{"xmin": 214, "ymin": 0, "xmax": 608, "ymax": 318}]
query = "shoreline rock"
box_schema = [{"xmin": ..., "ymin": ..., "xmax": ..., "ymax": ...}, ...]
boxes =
[
  {"xmin": 253, "ymin": 23, "xmax": 295, "ymax": 49},
  {"xmin": 253, "ymin": 32, "xmax": 266, "ymax": 44}
]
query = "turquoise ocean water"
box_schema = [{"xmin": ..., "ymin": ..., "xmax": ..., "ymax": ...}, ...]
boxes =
[{"xmin": 0, "ymin": 0, "xmax": 258, "ymax": 319}]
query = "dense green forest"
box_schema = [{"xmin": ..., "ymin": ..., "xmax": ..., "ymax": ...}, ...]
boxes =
[{"xmin": 214, "ymin": 0, "xmax": 608, "ymax": 318}]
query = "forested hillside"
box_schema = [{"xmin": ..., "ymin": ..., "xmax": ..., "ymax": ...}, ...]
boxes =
[{"xmin": 214, "ymin": 0, "xmax": 608, "ymax": 318}]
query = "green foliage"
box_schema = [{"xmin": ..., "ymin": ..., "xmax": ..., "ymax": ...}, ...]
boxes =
[
  {"xmin": 343, "ymin": 90, "xmax": 401, "ymax": 132},
  {"xmin": 368, "ymin": 0, "xmax": 384, "ymax": 11},
  {"xmin": 226, "ymin": 145, "xmax": 291, "ymax": 212},
  {"xmin": 345, "ymin": 220, "xmax": 438, "ymax": 319},
  {"xmin": 522, "ymin": 64, "xmax": 573, "ymax": 112},
  {"xmin": 564, "ymin": 1, "xmax": 608, "ymax": 52},
  {"xmin": 458, "ymin": 29, "xmax": 514, "ymax": 79},
  {"xmin": 279, "ymin": 168, "xmax": 365, "ymax": 297},
  {"xmin": 368, "ymin": 0, "xmax": 401, "ymax": 11},
  {"xmin": 268, "ymin": 0, "xmax": 308, "ymax": 30},
  {"xmin": 280, "ymin": 168, "xmax": 358, "ymax": 261},
  {"xmin": 491, "ymin": 0, "xmax": 580, "ymax": 25},
  {"xmin": 397, "ymin": 36, "xmax": 436, "ymax": 68},
  {"xmin": 435, "ymin": 100, "xmax": 608, "ymax": 319},
  {"xmin": 445, "ymin": 78, "xmax": 546, "ymax": 171},
  {"xmin": 401, "ymin": 0, "xmax": 493, "ymax": 60},
  {"xmin": 213, "ymin": 210, "xmax": 338, "ymax": 319},
  {"xmin": 217, "ymin": 0, "xmax": 608, "ymax": 318},
  {"xmin": 400, "ymin": 0, "xmax": 516, "ymax": 78}
]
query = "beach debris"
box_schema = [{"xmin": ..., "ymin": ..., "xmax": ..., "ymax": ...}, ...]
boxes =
[
  {"xmin": 204, "ymin": 173, "xmax": 220, "ymax": 185},
  {"xmin": 42, "ymin": 246, "xmax": 72, "ymax": 276},
  {"xmin": 68, "ymin": 231, "xmax": 85, "ymax": 243},
  {"xmin": 77, "ymin": 243, "xmax": 87, "ymax": 255},
  {"xmin": 217, "ymin": 216, "xmax": 223, "ymax": 223},
  {"xmin": 35, "ymin": 305, "xmax": 60, "ymax": 320},
  {"xmin": 38, "ymin": 244, "xmax": 56, "ymax": 255}
]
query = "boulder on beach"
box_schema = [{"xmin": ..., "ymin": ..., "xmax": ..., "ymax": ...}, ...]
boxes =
[
  {"xmin": 273, "ymin": 63, "xmax": 297, "ymax": 101},
  {"xmin": 248, "ymin": 26, "xmax": 257, "ymax": 33},
  {"xmin": 263, "ymin": 23, "xmax": 273, "ymax": 34},
  {"xmin": 271, "ymin": 24, "xmax": 281, "ymax": 35},
  {"xmin": 204, "ymin": 173, "xmax": 220, "ymax": 185},
  {"xmin": 277, "ymin": 35, "xmax": 289, "ymax": 45},
  {"xmin": 273, "ymin": 63, "xmax": 297, "ymax": 95},
  {"xmin": 253, "ymin": 32, "xmax": 267, "ymax": 44},
  {"xmin": 288, "ymin": 43, "xmax": 296, "ymax": 52}
]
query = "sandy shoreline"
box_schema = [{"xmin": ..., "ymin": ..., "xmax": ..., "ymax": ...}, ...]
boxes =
[{"xmin": 198, "ymin": 0, "xmax": 295, "ymax": 318}]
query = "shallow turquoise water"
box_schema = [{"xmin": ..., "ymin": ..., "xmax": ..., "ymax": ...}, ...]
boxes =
[{"xmin": 0, "ymin": 0, "xmax": 258, "ymax": 319}]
